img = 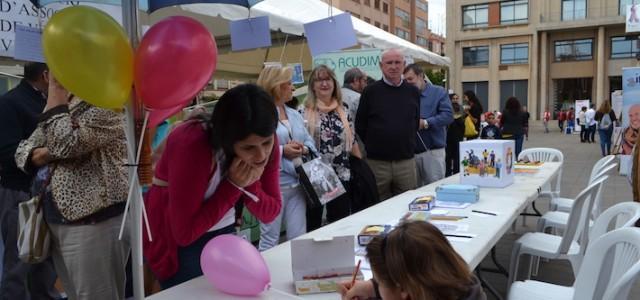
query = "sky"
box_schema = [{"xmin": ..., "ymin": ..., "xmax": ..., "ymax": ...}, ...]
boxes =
[{"xmin": 428, "ymin": 0, "xmax": 446, "ymax": 36}]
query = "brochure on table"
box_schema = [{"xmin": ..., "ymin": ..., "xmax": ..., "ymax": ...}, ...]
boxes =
[{"xmin": 291, "ymin": 235, "xmax": 363, "ymax": 295}]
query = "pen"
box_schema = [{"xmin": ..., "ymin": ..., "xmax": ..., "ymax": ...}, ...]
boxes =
[
  {"xmin": 350, "ymin": 259, "xmax": 362, "ymax": 288},
  {"xmin": 472, "ymin": 210, "xmax": 497, "ymax": 216},
  {"xmin": 444, "ymin": 234, "xmax": 474, "ymax": 239}
]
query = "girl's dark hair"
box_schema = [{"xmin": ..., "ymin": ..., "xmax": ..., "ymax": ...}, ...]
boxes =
[
  {"xmin": 503, "ymin": 96, "xmax": 522, "ymax": 115},
  {"xmin": 367, "ymin": 221, "xmax": 473, "ymax": 300},
  {"xmin": 464, "ymin": 90, "xmax": 483, "ymax": 112},
  {"xmin": 206, "ymin": 84, "xmax": 277, "ymax": 170}
]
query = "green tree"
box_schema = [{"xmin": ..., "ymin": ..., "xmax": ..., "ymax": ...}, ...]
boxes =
[{"xmin": 426, "ymin": 69, "xmax": 445, "ymax": 87}]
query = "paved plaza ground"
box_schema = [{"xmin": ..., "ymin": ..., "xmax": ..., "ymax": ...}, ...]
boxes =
[{"xmin": 480, "ymin": 120, "xmax": 640, "ymax": 299}]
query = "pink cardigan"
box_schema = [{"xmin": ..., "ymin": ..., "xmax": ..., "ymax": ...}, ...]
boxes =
[{"xmin": 143, "ymin": 121, "xmax": 281, "ymax": 280}]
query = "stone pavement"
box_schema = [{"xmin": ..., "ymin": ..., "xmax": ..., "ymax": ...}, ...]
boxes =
[{"xmin": 479, "ymin": 121, "xmax": 640, "ymax": 299}]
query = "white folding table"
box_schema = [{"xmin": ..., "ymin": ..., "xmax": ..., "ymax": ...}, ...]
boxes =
[{"xmin": 148, "ymin": 162, "xmax": 561, "ymax": 300}]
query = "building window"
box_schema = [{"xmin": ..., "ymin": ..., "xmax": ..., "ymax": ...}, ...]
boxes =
[
  {"xmin": 554, "ymin": 39, "xmax": 593, "ymax": 61},
  {"xmin": 383, "ymin": 24, "xmax": 389, "ymax": 31},
  {"xmin": 462, "ymin": 81, "xmax": 489, "ymax": 111},
  {"xmin": 500, "ymin": 43, "xmax": 529, "ymax": 64},
  {"xmin": 396, "ymin": 8, "xmax": 410, "ymax": 28},
  {"xmin": 352, "ymin": 12, "xmax": 361, "ymax": 18},
  {"xmin": 611, "ymin": 36, "xmax": 640, "ymax": 59},
  {"xmin": 374, "ymin": 21, "xmax": 381, "ymax": 27},
  {"xmin": 417, "ymin": 36, "xmax": 428, "ymax": 46},
  {"xmin": 463, "ymin": 4, "xmax": 489, "ymax": 29},
  {"xmin": 620, "ymin": 0, "xmax": 635, "ymax": 15},
  {"xmin": 500, "ymin": 80, "xmax": 528, "ymax": 110},
  {"xmin": 383, "ymin": 2, "xmax": 389, "ymax": 13},
  {"xmin": 395, "ymin": 28, "xmax": 410, "ymax": 40},
  {"xmin": 500, "ymin": 0, "xmax": 528, "ymax": 24},
  {"xmin": 351, "ymin": 0, "xmax": 360, "ymax": 3},
  {"xmin": 562, "ymin": 0, "xmax": 586, "ymax": 21},
  {"xmin": 416, "ymin": 0, "xmax": 428, "ymax": 12},
  {"xmin": 416, "ymin": 18, "xmax": 427, "ymax": 32},
  {"xmin": 374, "ymin": 0, "xmax": 380, "ymax": 9},
  {"xmin": 463, "ymin": 46, "xmax": 490, "ymax": 66},
  {"xmin": 364, "ymin": 17, "xmax": 371, "ymax": 23}
]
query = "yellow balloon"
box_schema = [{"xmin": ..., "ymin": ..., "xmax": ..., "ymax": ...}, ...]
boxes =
[{"xmin": 43, "ymin": 6, "xmax": 133, "ymax": 109}]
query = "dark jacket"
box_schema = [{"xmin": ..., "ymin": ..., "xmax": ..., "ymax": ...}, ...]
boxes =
[
  {"xmin": 501, "ymin": 111, "xmax": 525, "ymax": 136},
  {"xmin": 0, "ymin": 80, "xmax": 46, "ymax": 192},
  {"xmin": 447, "ymin": 113, "xmax": 466, "ymax": 146}
]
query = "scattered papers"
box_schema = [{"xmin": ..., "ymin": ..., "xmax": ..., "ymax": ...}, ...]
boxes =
[
  {"xmin": 430, "ymin": 209, "xmax": 449, "ymax": 216},
  {"xmin": 436, "ymin": 201, "xmax": 472, "ymax": 209}
]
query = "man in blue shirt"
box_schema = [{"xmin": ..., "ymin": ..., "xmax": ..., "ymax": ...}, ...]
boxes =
[{"xmin": 403, "ymin": 64, "xmax": 453, "ymax": 186}]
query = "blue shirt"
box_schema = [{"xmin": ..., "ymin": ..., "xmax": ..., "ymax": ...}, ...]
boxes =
[
  {"xmin": 415, "ymin": 83, "xmax": 453, "ymax": 152},
  {"xmin": 276, "ymin": 106, "xmax": 317, "ymax": 186}
]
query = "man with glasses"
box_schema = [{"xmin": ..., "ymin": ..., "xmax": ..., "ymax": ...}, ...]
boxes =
[{"xmin": 356, "ymin": 49, "xmax": 421, "ymax": 200}]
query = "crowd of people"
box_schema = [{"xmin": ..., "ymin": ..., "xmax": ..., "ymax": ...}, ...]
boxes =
[{"xmin": 0, "ymin": 49, "xmax": 543, "ymax": 299}]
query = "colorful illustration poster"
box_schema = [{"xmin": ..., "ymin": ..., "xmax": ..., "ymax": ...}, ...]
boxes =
[{"xmin": 615, "ymin": 68, "xmax": 640, "ymax": 156}]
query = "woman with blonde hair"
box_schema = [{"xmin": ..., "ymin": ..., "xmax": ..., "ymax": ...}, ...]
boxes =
[
  {"xmin": 256, "ymin": 65, "xmax": 317, "ymax": 250},
  {"xmin": 339, "ymin": 221, "xmax": 486, "ymax": 300},
  {"xmin": 303, "ymin": 65, "xmax": 361, "ymax": 231},
  {"xmin": 595, "ymin": 100, "xmax": 618, "ymax": 156}
]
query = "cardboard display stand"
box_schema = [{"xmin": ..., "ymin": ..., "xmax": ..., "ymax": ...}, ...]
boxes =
[{"xmin": 460, "ymin": 140, "xmax": 515, "ymax": 188}]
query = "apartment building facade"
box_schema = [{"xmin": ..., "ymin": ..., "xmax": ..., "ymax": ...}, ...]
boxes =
[
  {"xmin": 447, "ymin": 0, "xmax": 638, "ymax": 119},
  {"xmin": 322, "ymin": 0, "xmax": 440, "ymax": 51}
]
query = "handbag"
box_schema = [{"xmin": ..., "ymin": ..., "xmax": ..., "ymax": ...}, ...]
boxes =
[
  {"xmin": 464, "ymin": 115, "xmax": 478, "ymax": 138},
  {"xmin": 295, "ymin": 152, "xmax": 347, "ymax": 209},
  {"xmin": 17, "ymin": 166, "xmax": 54, "ymax": 264}
]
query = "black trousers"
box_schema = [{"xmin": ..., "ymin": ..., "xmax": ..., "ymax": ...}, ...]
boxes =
[
  {"xmin": 306, "ymin": 181, "xmax": 351, "ymax": 232},
  {"xmin": 580, "ymin": 125, "xmax": 588, "ymax": 141},
  {"xmin": 589, "ymin": 124, "xmax": 596, "ymax": 142},
  {"xmin": 445, "ymin": 143, "xmax": 460, "ymax": 177}
]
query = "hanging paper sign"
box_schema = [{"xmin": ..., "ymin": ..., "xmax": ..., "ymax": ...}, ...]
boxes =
[
  {"xmin": 303, "ymin": 13, "xmax": 358, "ymax": 57},
  {"xmin": 230, "ymin": 15, "xmax": 271, "ymax": 51},
  {"xmin": 627, "ymin": 4, "xmax": 640, "ymax": 33},
  {"xmin": 13, "ymin": 25, "xmax": 43, "ymax": 62}
]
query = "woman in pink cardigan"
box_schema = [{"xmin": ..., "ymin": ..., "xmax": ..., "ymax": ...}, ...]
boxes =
[{"xmin": 144, "ymin": 84, "xmax": 282, "ymax": 289}]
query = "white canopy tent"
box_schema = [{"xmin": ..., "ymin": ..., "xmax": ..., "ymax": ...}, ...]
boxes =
[{"xmin": 144, "ymin": 0, "xmax": 450, "ymax": 78}]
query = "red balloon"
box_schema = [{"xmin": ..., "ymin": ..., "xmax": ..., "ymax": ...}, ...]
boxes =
[
  {"xmin": 135, "ymin": 16, "xmax": 217, "ymax": 109},
  {"xmin": 147, "ymin": 104, "xmax": 186, "ymax": 129}
]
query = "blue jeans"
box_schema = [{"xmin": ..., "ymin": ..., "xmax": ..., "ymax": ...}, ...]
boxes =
[
  {"xmin": 513, "ymin": 134, "xmax": 524, "ymax": 159},
  {"xmin": 598, "ymin": 128, "xmax": 613, "ymax": 156},
  {"xmin": 159, "ymin": 224, "xmax": 236, "ymax": 289}
]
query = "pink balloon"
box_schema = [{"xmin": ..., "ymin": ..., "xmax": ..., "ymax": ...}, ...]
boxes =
[
  {"xmin": 200, "ymin": 234, "xmax": 270, "ymax": 296},
  {"xmin": 146, "ymin": 104, "xmax": 185, "ymax": 129},
  {"xmin": 134, "ymin": 16, "xmax": 217, "ymax": 109}
]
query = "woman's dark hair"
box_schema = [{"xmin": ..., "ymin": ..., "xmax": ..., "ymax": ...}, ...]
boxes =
[
  {"xmin": 464, "ymin": 90, "xmax": 483, "ymax": 112},
  {"xmin": 206, "ymin": 84, "xmax": 277, "ymax": 170},
  {"xmin": 452, "ymin": 102, "xmax": 462, "ymax": 113},
  {"xmin": 286, "ymin": 96, "xmax": 300, "ymax": 109},
  {"xmin": 503, "ymin": 96, "xmax": 522, "ymax": 115}
]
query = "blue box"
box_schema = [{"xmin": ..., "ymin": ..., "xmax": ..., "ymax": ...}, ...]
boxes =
[{"xmin": 435, "ymin": 184, "xmax": 479, "ymax": 203}]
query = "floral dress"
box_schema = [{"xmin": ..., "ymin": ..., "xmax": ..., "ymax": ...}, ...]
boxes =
[{"xmin": 303, "ymin": 103, "xmax": 355, "ymax": 182}]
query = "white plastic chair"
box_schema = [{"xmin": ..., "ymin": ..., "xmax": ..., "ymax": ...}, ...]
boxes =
[
  {"xmin": 539, "ymin": 163, "xmax": 618, "ymax": 234},
  {"xmin": 508, "ymin": 227, "xmax": 640, "ymax": 300},
  {"xmin": 550, "ymin": 155, "xmax": 616, "ymax": 213},
  {"xmin": 507, "ymin": 176, "xmax": 607, "ymax": 288},
  {"xmin": 517, "ymin": 148, "xmax": 564, "ymax": 225}
]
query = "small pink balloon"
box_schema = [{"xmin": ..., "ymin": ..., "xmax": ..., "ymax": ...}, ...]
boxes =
[
  {"xmin": 146, "ymin": 105, "xmax": 185, "ymax": 129},
  {"xmin": 200, "ymin": 234, "xmax": 270, "ymax": 296}
]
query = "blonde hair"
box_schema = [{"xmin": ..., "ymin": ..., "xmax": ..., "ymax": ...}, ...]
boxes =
[
  {"xmin": 598, "ymin": 100, "xmax": 612, "ymax": 114},
  {"xmin": 256, "ymin": 65, "xmax": 293, "ymax": 101},
  {"xmin": 367, "ymin": 221, "xmax": 474, "ymax": 300}
]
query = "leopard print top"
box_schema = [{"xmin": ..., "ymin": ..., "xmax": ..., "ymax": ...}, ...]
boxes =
[{"xmin": 15, "ymin": 99, "xmax": 128, "ymax": 222}]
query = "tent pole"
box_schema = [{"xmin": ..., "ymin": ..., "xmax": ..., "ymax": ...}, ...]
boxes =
[{"xmin": 121, "ymin": 1, "xmax": 144, "ymax": 299}]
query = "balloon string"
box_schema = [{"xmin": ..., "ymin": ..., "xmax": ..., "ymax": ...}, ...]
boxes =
[{"xmin": 119, "ymin": 111, "xmax": 153, "ymax": 242}]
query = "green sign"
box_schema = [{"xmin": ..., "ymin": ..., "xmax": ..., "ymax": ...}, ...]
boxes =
[{"xmin": 312, "ymin": 48, "xmax": 383, "ymax": 85}]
